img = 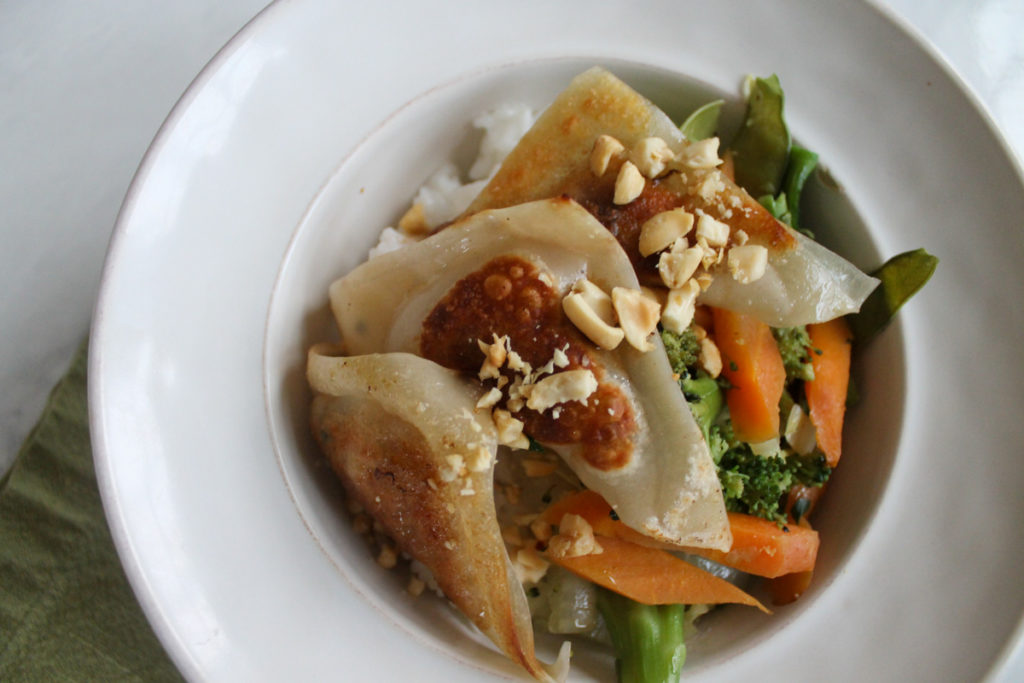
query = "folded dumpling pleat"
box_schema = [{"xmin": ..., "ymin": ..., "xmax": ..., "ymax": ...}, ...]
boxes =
[
  {"xmin": 329, "ymin": 198, "xmax": 731, "ymax": 551},
  {"xmin": 307, "ymin": 347, "xmax": 562, "ymax": 681},
  {"xmin": 464, "ymin": 66, "xmax": 877, "ymax": 326}
]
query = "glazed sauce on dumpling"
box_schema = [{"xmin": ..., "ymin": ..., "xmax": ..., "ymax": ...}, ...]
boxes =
[{"xmin": 420, "ymin": 254, "xmax": 637, "ymax": 471}]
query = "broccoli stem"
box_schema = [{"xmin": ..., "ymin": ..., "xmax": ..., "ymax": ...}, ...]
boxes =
[{"xmin": 597, "ymin": 588, "xmax": 686, "ymax": 683}]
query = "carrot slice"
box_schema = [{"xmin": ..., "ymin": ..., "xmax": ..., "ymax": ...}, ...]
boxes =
[
  {"xmin": 544, "ymin": 491, "xmax": 819, "ymax": 579},
  {"xmin": 686, "ymin": 512, "xmax": 819, "ymax": 579},
  {"xmin": 712, "ymin": 307, "xmax": 787, "ymax": 443},
  {"xmin": 805, "ymin": 317, "xmax": 853, "ymax": 466},
  {"xmin": 546, "ymin": 535, "xmax": 768, "ymax": 612},
  {"xmin": 768, "ymin": 570, "xmax": 814, "ymax": 605},
  {"xmin": 542, "ymin": 490, "xmax": 622, "ymax": 535},
  {"xmin": 767, "ymin": 517, "xmax": 817, "ymax": 604}
]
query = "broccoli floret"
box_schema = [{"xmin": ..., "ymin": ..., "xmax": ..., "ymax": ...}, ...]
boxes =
[
  {"xmin": 714, "ymin": 429, "xmax": 831, "ymax": 523},
  {"xmin": 662, "ymin": 328, "xmax": 726, "ymax": 442},
  {"xmin": 660, "ymin": 328, "xmax": 700, "ymax": 378},
  {"xmin": 788, "ymin": 451, "xmax": 831, "ymax": 486},
  {"xmin": 772, "ymin": 326, "xmax": 816, "ymax": 383},
  {"xmin": 705, "ymin": 422, "xmax": 731, "ymax": 464},
  {"xmin": 663, "ymin": 326, "xmax": 829, "ymax": 524}
]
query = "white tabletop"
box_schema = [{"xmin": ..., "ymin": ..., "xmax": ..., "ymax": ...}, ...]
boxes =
[{"xmin": 2, "ymin": 0, "xmax": 1022, "ymax": 679}]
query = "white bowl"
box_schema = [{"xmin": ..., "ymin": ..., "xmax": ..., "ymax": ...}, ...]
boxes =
[{"xmin": 90, "ymin": 1, "xmax": 1024, "ymax": 681}]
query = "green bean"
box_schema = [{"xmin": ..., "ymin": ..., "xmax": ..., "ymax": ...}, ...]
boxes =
[{"xmin": 780, "ymin": 145, "xmax": 819, "ymax": 231}]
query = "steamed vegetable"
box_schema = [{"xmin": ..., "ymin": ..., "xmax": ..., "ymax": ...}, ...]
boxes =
[
  {"xmin": 772, "ymin": 325, "xmax": 816, "ymax": 383},
  {"xmin": 714, "ymin": 435, "xmax": 831, "ymax": 523},
  {"xmin": 805, "ymin": 317, "xmax": 854, "ymax": 466},
  {"xmin": 730, "ymin": 75, "xmax": 790, "ymax": 197},
  {"xmin": 660, "ymin": 328, "xmax": 724, "ymax": 440},
  {"xmin": 660, "ymin": 328, "xmax": 701, "ymax": 376},
  {"xmin": 685, "ymin": 512, "xmax": 819, "ymax": 578},
  {"xmin": 598, "ymin": 589, "xmax": 687, "ymax": 683},
  {"xmin": 712, "ymin": 307, "xmax": 787, "ymax": 444},
  {"xmin": 545, "ymin": 490, "xmax": 819, "ymax": 580},
  {"xmin": 779, "ymin": 146, "xmax": 819, "ymax": 232},
  {"xmin": 545, "ymin": 534, "xmax": 767, "ymax": 611},
  {"xmin": 848, "ymin": 248, "xmax": 939, "ymax": 343},
  {"xmin": 679, "ymin": 98, "xmax": 724, "ymax": 142},
  {"xmin": 768, "ymin": 569, "xmax": 814, "ymax": 605}
]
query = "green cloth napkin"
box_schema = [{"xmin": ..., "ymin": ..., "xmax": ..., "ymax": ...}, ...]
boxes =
[{"xmin": 0, "ymin": 341, "xmax": 181, "ymax": 682}]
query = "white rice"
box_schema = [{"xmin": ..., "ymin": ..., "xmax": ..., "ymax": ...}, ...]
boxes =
[{"xmin": 369, "ymin": 102, "xmax": 535, "ymax": 259}]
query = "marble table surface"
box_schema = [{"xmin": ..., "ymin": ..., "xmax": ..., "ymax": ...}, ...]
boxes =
[{"xmin": 2, "ymin": 0, "xmax": 1023, "ymax": 679}]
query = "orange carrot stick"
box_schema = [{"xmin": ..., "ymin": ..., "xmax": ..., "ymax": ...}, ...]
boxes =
[
  {"xmin": 805, "ymin": 317, "xmax": 853, "ymax": 466},
  {"xmin": 546, "ymin": 535, "xmax": 768, "ymax": 612},
  {"xmin": 685, "ymin": 512, "xmax": 819, "ymax": 579},
  {"xmin": 544, "ymin": 492, "xmax": 819, "ymax": 579},
  {"xmin": 712, "ymin": 307, "xmax": 787, "ymax": 444},
  {"xmin": 541, "ymin": 490, "xmax": 637, "ymax": 538}
]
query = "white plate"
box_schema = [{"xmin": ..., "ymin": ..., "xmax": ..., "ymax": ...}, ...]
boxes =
[{"xmin": 89, "ymin": 1, "xmax": 1024, "ymax": 681}]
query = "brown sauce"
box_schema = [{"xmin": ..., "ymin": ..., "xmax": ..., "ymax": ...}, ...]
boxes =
[
  {"xmin": 554, "ymin": 159, "xmax": 796, "ymax": 282},
  {"xmin": 420, "ymin": 254, "xmax": 636, "ymax": 471}
]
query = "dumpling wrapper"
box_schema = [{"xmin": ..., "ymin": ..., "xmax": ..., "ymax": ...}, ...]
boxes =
[
  {"xmin": 307, "ymin": 347, "xmax": 569, "ymax": 682},
  {"xmin": 463, "ymin": 66, "xmax": 878, "ymax": 327},
  {"xmin": 330, "ymin": 198, "xmax": 731, "ymax": 551}
]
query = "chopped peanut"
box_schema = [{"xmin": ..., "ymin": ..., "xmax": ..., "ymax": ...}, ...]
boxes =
[
  {"xmin": 590, "ymin": 134, "xmax": 626, "ymax": 177},
  {"xmin": 492, "ymin": 408, "xmax": 530, "ymax": 449},
  {"xmin": 675, "ymin": 137, "xmax": 722, "ymax": 169},
  {"xmin": 547, "ymin": 513, "xmax": 603, "ymax": 559},
  {"xmin": 475, "ymin": 387, "xmax": 502, "ymax": 410},
  {"xmin": 696, "ymin": 214, "xmax": 730, "ymax": 248},
  {"xmin": 699, "ymin": 336, "xmax": 723, "ymax": 378},
  {"xmin": 658, "ymin": 242, "xmax": 703, "ymax": 289},
  {"xmin": 563, "ymin": 292, "xmax": 625, "ymax": 350},
  {"xmin": 630, "ymin": 136, "xmax": 675, "ymax": 178},
  {"xmin": 570, "ymin": 278, "xmax": 616, "ymax": 325},
  {"xmin": 513, "ymin": 547, "xmax": 550, "ymax": 584},
  {"xmin": 612, "ymin": 287, "xmax": 661, "ymax": 352},
  {"xmin": 406, "ymin": 575, "xmax": 426, "ymax": 597},
  {"xmin": 638, "ymin": 208, "xmax": 695, "ymax": 257},
  {"xmin": 613, "ymin": 161, "xmax": 645, "ymax": 204},
  {"xmin": 465, "ymin": 444, "xmax": 493, "ymax": 472},
  {"xmin": 727, "ymin": 244, "xmax": 769, "ymax": 284},
  {"xmin": 376, "ymin": 544, "xmax": 398, "ymax": 570},
  {"xmin": 661, "ymin": 279, "xmax": 702, "ymax": 334},
  {"xmin": 526, "ymin": 369, "xmax": 598, "ymax": 413}
]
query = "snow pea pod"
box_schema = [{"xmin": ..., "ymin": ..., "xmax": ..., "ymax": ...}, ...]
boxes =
[
  {"xmin": 848, "ymin": 248, "xmax": 938, "ymax": 344},
  {"xmin": 730, "ymin": 75, "xmax": 790, "ymax": 198}
]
